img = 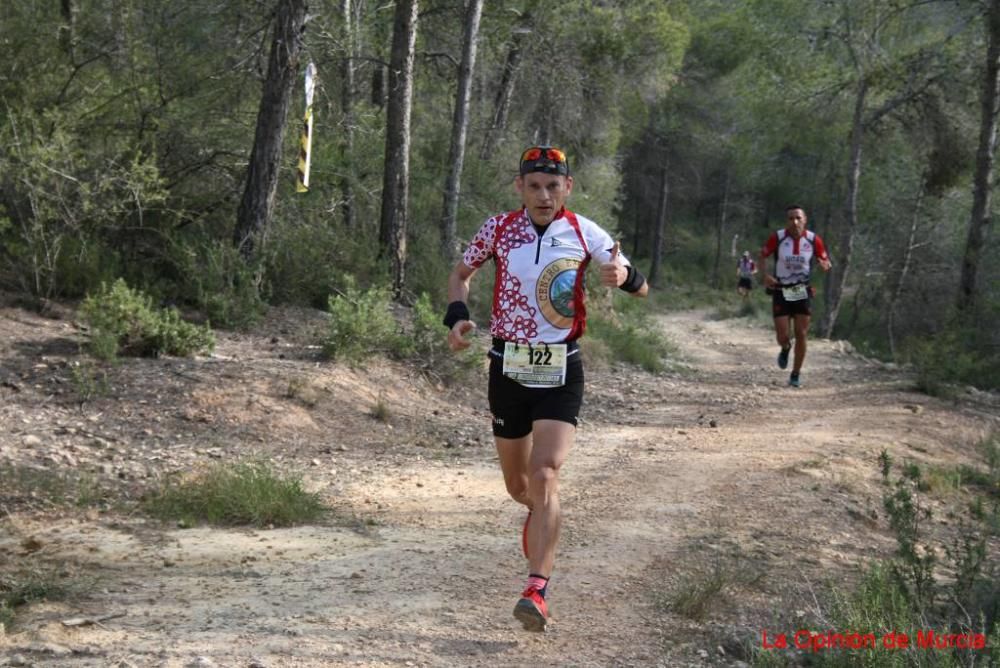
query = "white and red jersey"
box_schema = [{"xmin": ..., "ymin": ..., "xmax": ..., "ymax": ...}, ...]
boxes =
[
  {"xmin": 737, "ymin": 258, "xmax": 756, "ymax": 278},
  {"xmin": 761, "ymin": 228, "xmax": 829, "ymax": 285},
  {"xmin": 462, "ymin": 207, "xmax": 625, "ymax": 344}
]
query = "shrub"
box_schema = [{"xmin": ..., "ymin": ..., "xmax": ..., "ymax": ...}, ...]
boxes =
[
  {"xmin": 323, "ymin": 278, "xmax": 401, "ymax": 361},
  {"xmin": 81, "ymin": 278, "xmax": 215, "ymax": 360},
  {"xmin": 587, "ymin": 307, "xmax": 677, "ymax": 372},
  {"xmin": 171, "ymin": 239, "xmax": 265, "ymax": 330},
  {"xmin": 142, "ymin": 460, "xmax": 326, "ymax": 528},
  {"xmin": 401, "ymin": 292, "xmax": 480, "ymax": 380},
  {"xmin": 0, "ymin": 567, "xmax": 77, "ymax": 630},
  {"xmin": 904, "ymin": 330, "xmax": 981, "ymax": 397}
]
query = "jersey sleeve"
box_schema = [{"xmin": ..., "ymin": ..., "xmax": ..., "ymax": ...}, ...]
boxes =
[
  {"xmin": 813, "ymin": 234, "xmax": 830, "ymax": 261},
  {"xmin": 585, "ymin": 221, "xmax": 630, "ymax": 266},
  {"xmin": 461, "ymin": 215, "xmax": 501, "ymax": 269},
  {"xmin": 761, "ymin": 232, "xmax": 779, "ymax": 258}
]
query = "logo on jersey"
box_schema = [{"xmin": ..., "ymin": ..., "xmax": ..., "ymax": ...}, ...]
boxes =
[{"xmin": 536, "ymin": 258, "xmax": 580, "ymax": 328}]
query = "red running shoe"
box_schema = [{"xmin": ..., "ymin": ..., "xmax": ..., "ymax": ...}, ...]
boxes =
[
  {"xmin": 513, "ymin": 586, "xmax": 549, "ymax": 632},
  {"xmin": 522, "ymin": 511, "xmax": 532, "ymax": 559}
]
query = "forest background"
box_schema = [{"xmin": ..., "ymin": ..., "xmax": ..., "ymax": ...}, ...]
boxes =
[{"xmin": 1, "ymin": 0, "xmax": 998, "ymax": 391}]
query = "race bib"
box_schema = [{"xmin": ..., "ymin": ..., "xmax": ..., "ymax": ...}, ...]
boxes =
[
  {"xmin": 502, "ymin": 342, "xmax": 567, "ymax": 388},
  {"xmin": 782, "ymin": 284, "xmax": 808, "ymax": 302}
]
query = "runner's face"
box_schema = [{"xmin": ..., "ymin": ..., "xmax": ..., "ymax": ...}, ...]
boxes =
[
  {"xmin": 786, "ymin": 209, "xmax": 807, "ymax": 238},
  {"xmin": 516, "ymin": 173, "xmax": 573, "ymax": 226}
]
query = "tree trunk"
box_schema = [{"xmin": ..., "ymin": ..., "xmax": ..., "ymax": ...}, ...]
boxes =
[
  {"xmin": 648, "ymin": 164, "xmax": 669, "ymax": 287},
  {"xmin": 58, "ymin": 0, "xmax": 76, "ymax": 58},
  {"xmin": 888, "ymin": 180, "xmax": 924, "ymax": 358},
  {"xmin": 822, "ymin": 77, "xmax": 867, "ymax": 337},
  {"xmin": 441, "ymin": 0, "xmax": 484, "ymax": 261},
  {"xmin": 340, "ymin": 0, "xmax": 357, "ymax": 229},
  {"xmin": 233, "ymin": 0, "xmax": 308, "ymax": 263},
  {"xmin": 379, "ymin": 0, "xmax": 419, "ymax": 298},
  {"xmin": 480, "ymin": 16, "xmax": 530, "ymax": 159},
  {"xmin": 958, "ymin": 0, "xmax": 1000, "ymax": 313},
  {"xmin": 712, "ymin": 170, "xmax": 730, "ymax": 288}
]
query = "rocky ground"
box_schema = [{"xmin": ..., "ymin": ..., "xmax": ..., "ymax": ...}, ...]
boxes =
[{"xmin": 1, "ymin": 294, "xmax": 998, "ymax": 667}]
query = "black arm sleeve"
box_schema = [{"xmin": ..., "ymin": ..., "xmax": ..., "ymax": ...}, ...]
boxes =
[
  {"xmin": 442, "ymin": 301, "xmax": 471, "ymax": 329},
  {"xmin": 620, "ymin": 265, "xmax": 646, "ymax": 293}
]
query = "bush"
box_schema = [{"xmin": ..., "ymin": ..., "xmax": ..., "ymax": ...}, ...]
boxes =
[
  {"xmin": 142, "ymin": 460, "xmax": 326, "ymax": 528},
  {"xmin": 771, "ymin": 455, "xmax": 1000, "ymax": 668},
  {"xmin": 323, "ymin": 278, "xmax": 401, "ymax": 361},
  {"xmin": 587, "ymin": 305, "xmax": 677, "ymax": 372},
  {"xmin": 904, "ymin": 329, "xmax": 985, "ymax": 397},
  {"xmin": 402, "ymin": 292, "xmax": 480, "ymax": 381},
  {"xmin": 0, "ymin": 567, "xmax": 77, "ymax": 630},
  {"xmin": 81, "ymin": 278, "xmax": 215, "ymax": 360},
  {"xmin": 171, "ymin": 239, "xmax": 265, "ymax": 330}
]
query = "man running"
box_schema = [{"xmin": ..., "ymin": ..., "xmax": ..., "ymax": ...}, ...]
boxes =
[
  {"xmin": 736, "ymin": 250, "xmax": 757, "ymax": 300},
  {"xmin": 760, "ymin": 205, "xmax": 832, "ymax": 387},
  {"xmin": 443, "ymin": 145, "xmax": 649, "ymax": 632}
]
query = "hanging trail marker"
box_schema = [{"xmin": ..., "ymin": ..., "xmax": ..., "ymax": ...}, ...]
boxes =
[{"xmin": 296, "ymin": 62, "xmax": 317, "ymax": 193}]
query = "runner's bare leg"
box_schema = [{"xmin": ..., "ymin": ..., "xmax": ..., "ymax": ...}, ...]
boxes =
[
  {"xmin": 496, "ymin": 435, "xmax": 532, "ymax": 508},
  {"xmin": 774, "ymin": 315, "xmax": 791, "ymax": 350},
  {"xmin": 792, "ymin": 314, "xmax": 810, "ymax": 373},
  {"xmin": 525, "ymin": 419, "xmax": 575, "ymax": 577}
]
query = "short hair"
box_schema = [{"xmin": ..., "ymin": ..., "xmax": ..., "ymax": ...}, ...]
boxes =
[{"xmin": 785, "ymin": 204, "xmax": 806, "ymax": 213}]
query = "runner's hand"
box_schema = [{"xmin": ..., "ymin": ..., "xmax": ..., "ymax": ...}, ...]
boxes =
[
  {"xmin": 600, "ymin": 241, "xmax": 627, "ymax": 288},
  {"xmin": 448, "ymin": 320, "xmax": 476, "ymax": 351}
]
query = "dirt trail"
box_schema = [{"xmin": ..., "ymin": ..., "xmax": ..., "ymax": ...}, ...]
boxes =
[{"xmin": 1, "ymin": 304, "xmax": 998, "ymax": 667}]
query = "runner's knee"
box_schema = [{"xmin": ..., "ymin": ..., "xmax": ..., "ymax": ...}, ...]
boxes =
[
  {"xmin": 528, "ymin": 466, "xmax": 559, "ymax": 497},
  {"xmin": 504, "ymin": 476, "xmax": 529, "ymax": 503}
]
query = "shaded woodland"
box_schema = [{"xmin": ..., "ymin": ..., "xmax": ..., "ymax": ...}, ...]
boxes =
[{"xmin": 1, "ymin": 0, "xmax": 997, "ymax": 389}]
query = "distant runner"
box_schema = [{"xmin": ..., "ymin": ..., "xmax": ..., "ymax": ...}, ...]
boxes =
[
  {"xmin": 760, "ymin": 205, "xmax": 832, "ymax": 387},
  {"xmin": 736, "ymin": 251, "xmax": 757, "ymax": 300},
  {"xmin": 443, "ymin": 145, "xmax": 649, "ymax": 632}
]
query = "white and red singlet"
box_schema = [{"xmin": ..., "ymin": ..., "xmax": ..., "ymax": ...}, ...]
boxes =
[
  {"xmin": 761, "ymin": 228, "xmax": 829, "ymax": 286},
  {"xmin": 462, "ymin": 207, "xmax": 626, "ymax": 344}
]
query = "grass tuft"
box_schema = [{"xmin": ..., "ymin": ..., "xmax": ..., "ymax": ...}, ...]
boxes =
[
  {"xmin": 142, "ymin": 460, "xmax": 327, "ymax": 528},
  {"xmin": 0, "ymin": 567, "xmax": 80, "ymax": 630}
]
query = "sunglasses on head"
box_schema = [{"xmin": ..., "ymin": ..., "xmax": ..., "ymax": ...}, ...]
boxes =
[{"xmin": 519, "ymin": 146, "xmax": 569, "ymax": 175}]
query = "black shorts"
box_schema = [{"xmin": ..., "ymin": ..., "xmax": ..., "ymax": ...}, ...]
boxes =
[
  {"xmin": 772, "ymin": 286, "xmax": 814, "ymax": 317},
  {"xmin": 737, "ymin": 277, "xmax": 753, "ymax": 290},
  {"xmin": 487, "ymin": 346, "xmax": 584, "ymax": 439}
]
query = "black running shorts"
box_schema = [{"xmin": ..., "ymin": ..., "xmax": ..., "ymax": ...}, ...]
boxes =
[
  {"xmin": 737, "ymin": 277, "xmax": 753, "ymax": 290},
  {"xmin": 487, "ymin": 350, "xmax": 584, "ymax": 439},
  {"xmin": 772, "ymin": 287, "xmax": 813, "ymax": 317}
]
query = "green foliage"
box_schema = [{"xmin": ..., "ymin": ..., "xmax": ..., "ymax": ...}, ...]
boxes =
[
  {"xmin": 0, "ymin": 568, "xmax": 75, "ymax": 630},
  {"xmin": 81, "ymin": 279, "xmax": 215, "ymax": 360},
  {"xmin": 323, "ymin": 278, "xmax": 401, "ymax": 362},
  {"xmin": 777, "ymin": 455, "xmax": 1000, "ymax": 668},
  {"xmin": 587, "ymin": 303, "xmax": 678, "ymax": 373},
  {"xmin": 172, "ymin": 240, "xmax": 266, "ymax": 330},
  {"xmin": 903, "ymin": 329, "xmax": 982, "ymax": 397},
  {"xmin": 142, "ymin": 460, "xmax": 326, "ymax": 528},
  {"xmin": 323, "ymin": 285, "xmax": 478, "ymax": 381},
  {"xmin": 0, "ymin": 106, "xmax": 168, "ymax": 298},
  {"xmin": 69, "ymin": 359, "xmax": 111, "ymax": 402}
]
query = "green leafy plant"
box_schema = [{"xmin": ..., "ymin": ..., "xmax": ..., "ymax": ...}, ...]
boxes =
[
  {"xmin": 323, "ymin": 277, "xmax": 400, "ymax": 362},
  {"xmin": 80, "ymin": 278, "xmax": 215, "ymax": 360},
  {"xmin": 904, "ymin": 330, "xmax": 980, "ymax": 398},
  {"xmin": 587, "ymin": 311, "xmax": 677, "ymax": 372},
  {"xmin": 172, "ymin": 239, "xmax": 266, "ymax": 330}
]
